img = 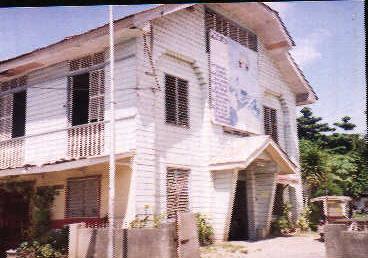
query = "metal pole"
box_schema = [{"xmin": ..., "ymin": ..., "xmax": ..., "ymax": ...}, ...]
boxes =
[{"xmin": 107, "ymin": 5, "xmax": 116, "ymax": 258}]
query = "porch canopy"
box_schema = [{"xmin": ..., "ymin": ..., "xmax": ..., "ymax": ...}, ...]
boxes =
[{"xmin": 210, "ymin": 135, "xmax": 297, "ymax": 174}]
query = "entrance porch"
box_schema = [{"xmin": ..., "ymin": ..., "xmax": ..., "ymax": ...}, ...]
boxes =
[{"xmin": 210, "ymin": 136, "xmax": 298, "ymax": 241}]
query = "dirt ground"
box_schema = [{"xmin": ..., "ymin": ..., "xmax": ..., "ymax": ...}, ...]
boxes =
[{"xmin": 200, "ymin": 233, "xmax": 325, "ymax": 258}]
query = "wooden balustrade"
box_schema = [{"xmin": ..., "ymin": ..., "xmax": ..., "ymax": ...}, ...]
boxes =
[
  {"xmin": 68, "ymin": 122, "xmax": 105, "ymax": 159},
  {"xmin": 0, "ymin": 138, "xmax": 25, "ymax": 169}
]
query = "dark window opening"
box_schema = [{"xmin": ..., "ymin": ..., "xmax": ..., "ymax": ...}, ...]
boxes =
[
  {"xmin": 165, "ymin": 74, "xmax": 189, "ymax": 127},
  {"xmin": 264, "ymin": 106, "xmax": 279, "ymax": 143},
  {"xmin": 12, "ymin": 90, "xmax": 26, "ymax": 138},
  {"xmin": 71, "ymin": 73, "xmax": 90, "ymax": 126}
]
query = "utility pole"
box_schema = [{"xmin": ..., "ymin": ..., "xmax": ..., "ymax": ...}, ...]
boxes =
[{"xmin": 107, "ymin": 5, "xmax": 116, "ymax": 258}]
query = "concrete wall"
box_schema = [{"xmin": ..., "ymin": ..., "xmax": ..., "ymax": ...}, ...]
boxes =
[
  {"xmin": 325, "ymin": 224, "xmax": 368, "ymax": 258},
  {"xmin": 68, "ymin": 223, "xmax": 177, "ymax": 258}
]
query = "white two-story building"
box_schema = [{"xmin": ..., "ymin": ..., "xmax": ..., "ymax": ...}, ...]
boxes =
[{"xmin": 0, "ymin": 3, "xmax": 317, "ymax": 245}]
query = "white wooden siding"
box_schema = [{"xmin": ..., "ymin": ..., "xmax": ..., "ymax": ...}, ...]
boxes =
[{"xmin": 20, "ymin": 40, "xmax": 137, "ymax": 166}]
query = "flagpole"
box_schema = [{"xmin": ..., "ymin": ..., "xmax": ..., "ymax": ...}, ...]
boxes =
[{"xmin": 108, "ymin": 4, "xmax": 116, "ymax": 258}]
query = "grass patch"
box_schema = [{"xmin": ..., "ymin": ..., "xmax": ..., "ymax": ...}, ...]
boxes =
[{"xmin": 200, "ymin": 242, "xmax": 248, "ymax": 255}]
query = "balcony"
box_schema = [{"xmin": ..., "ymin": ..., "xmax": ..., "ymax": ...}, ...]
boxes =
[
  {"xmin": 0, "ymin": 137, "xmax": 25, "ymax": 169},
  {"xmin": 0, "ymin": 116, "xmax": 135, "ymax": 173},
  {"xmin": 67, "ymin": 122, "xmax": 105, "ymax": 159}
]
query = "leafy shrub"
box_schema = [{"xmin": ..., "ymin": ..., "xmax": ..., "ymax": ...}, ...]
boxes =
[
  {"xmin": 16, "ymin": 241, "xmax": 67, "ymax": 258},
  {"xmin": 297, "ymin": 205, "xmax": 312, "ymax": 232},
  {"xmin": 271, "ymin": 202, "xmax": 296, "ymax": 235},
  {"xmin": 46, "ymin": 226, "xmax": 69, "ymax": 254},
  {"xmin": 195, "ymin": 213, "xmax": 214, "ymax": 246}
]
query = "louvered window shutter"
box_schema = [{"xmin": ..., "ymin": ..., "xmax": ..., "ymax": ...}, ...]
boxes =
[
  {"xmin": 67, "ymin": 76, "xmax": 74, "ymax": 124},
  {"xmin": 88, "ymin": 69, "xmax": 105, "ymax": 123},
  {"xmin": 165, "ymin": 74, "xmax": 177, "ymax": 124},
  {"xmin": 66, "ymin": 177, "xmax": 100, "ymax": 218},
  {"xmin": 83, "ymin": 178, "xmax": 100, "ymax": 217},
  {"xmin": 165, "ymin": 74, "xmax": 189, "ymax": 127},
  {"xmin": 66, "ymin": 180, "xmax": 84, "ymax": 218},
  {"xmin": 263, "ymin": 106, "xmax": 279, "ymax": 143},
  {"xmin": 167, "ymin": 168, "xmax": 190, "ymax": 219},
  {"xmin": 205, "ymin": 8, "xmax": 258, "ymax": 52},
  {"xmin": 177, "ymin": 78, "xmax": 189, "ymax": 126},
  {"xmin": 0, "ymin": 95, "xmax": 13, "ymax": 141}
]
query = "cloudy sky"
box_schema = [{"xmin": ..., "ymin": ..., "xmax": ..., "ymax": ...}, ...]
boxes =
[{"xmin": 0, "ymin": 2, "xmax": 366, "ymax": 134}]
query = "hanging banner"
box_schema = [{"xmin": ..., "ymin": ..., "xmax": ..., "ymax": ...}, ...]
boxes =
[{"xmin": 210, "ymin": 30, "xmax": 262, "ymax": 134}]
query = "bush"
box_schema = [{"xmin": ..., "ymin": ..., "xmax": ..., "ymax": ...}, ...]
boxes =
[
  {"xmin": 271, "ymin": 202, "xmax": 296, "ymax": 235},
  {"xmin": 195, "ymin": 213, "xmax": 214, "ymax": 246},
  {"xmin": 17, "ymin": 241, "xmax": 67, "ymax": 258},
  {"xmin": 297, "ymin": 205, "xmax": 312, "ymax": 232},
  {"xmin": 46, "ymin": 226, "xmax": 69, "ymax": 254}
]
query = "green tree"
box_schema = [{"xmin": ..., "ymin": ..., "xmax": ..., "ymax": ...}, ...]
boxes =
[
  {"xmin": 324, "ymin": 116, "xmax": 360, "ymax": 154},
  {"xmin": 297, "ymin": 107, "xmax": 335, "ymax": 142},
  {"xmin": 299, "ymin": 139, "xmax": 329, "ymax": 198},
  {"xmin": 333, "ymin": 116, "xmax": 356, "ymax": 131},
  {"xmin": 298, "ymin": 108, "xmax": 368, "ymax": 199}
]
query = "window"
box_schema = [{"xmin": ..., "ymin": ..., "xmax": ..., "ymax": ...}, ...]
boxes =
[
  {"xmin": 263, "ymin": 106, "xmax": 278, "ymax": 143},
  {"xmin": 0, "ymin": 77, "xmax": 27, "ymax": 141},
  {"xmin": 12, "ymin": 91, "xmax": 27, "ymax": 138},
  {"xmin": 68, "ymin": 53, "xmax": 105, "ymax": 126},
  {"xmin": 66, "ymin": 177, "xmax": 100, "ymax": 218},
  {"xmin": 166, "ymin": 168, "xmax": 190, "ymax": 219},
  {"xmin": 165, "ymin": 74, "xmax": 189, "ymax": 127},
  {"xmin": 205, "ymin": 8, "xmax": 258, "ymax": 52}
]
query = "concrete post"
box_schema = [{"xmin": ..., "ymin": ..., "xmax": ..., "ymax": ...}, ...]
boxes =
[
  {"xmin": 324, "ymin": 224, "xmax": 348, "ymax": 258},
  {"xmin": 68, "ymin": 223, "xmax": 85, "ymax": 258}
]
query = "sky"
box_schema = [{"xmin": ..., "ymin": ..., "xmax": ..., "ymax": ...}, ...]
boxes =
[{"xmin": 0, "ymin": 2, "xmax": 366, "ymax": 134}]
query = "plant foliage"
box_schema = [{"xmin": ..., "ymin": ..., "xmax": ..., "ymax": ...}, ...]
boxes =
[{"xmin": 195, "ymin": 213, "xmax": 214, "ymax": 246}]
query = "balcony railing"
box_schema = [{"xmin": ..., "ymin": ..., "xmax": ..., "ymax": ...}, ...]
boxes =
[
  {"xmin": 0, "ymin": 137, "xmax": 25, "ymax": 169},
  {"xmin": 67, "ymin": 122, "xmax": 105, "ymax": 159}
]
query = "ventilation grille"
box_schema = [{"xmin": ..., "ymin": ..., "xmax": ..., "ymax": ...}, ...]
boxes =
[
  {"xmin": 165, "ymin": 74, "xmax": 189, "ymax": 127},
  {"xmin": 264, "ymin": 106, "xmax": 278, "ymax": 143},
  {"xmin": 69, "ymin": 52, "xmax": 105, "ymax": 72},
  {"xmin": 205, "ymin": 8, "xmax": 258, "ymax": 52},
  {"xmin": 167, "ymin": 168, "xmax": 190, "ymax": 219},
  {"xmin": 0, "ymin": 76, "xmax": 27, "ymax": 93}
]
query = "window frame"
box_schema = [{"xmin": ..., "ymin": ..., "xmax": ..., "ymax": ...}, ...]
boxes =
[
  {"xmin": 67, "ymin": 53, "xmax": 105, "ymax": 127},
  {"xmin": 263, "ymin": 105, "xmax": 279, "ymax": 144},
  {"xmin": 164, "ymin": 73, "xmax": 190, "ymax": 128},
  {"xmin": 0, "ymin": 76, "xmax": 27, "ymax": 141},
  {"xmin": 65, "ymin": 176, "xmax": 101, "ymax": 219},
  {"xmin": 205, "ymin": 7, "xmax": 258, "ymax": 52}
]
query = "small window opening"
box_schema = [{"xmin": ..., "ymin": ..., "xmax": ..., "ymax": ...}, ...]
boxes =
[
  {"xmin": 12, "ymin": 90, "xmax": 27, "ymax": 138},
  {"xmin": 71, "ymin": 73, "xmax": 90, "ymax": 126}
]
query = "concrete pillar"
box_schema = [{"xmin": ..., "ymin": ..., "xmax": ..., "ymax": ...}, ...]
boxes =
[
  {"xmin": 325, "ymin": 224, "xmax": 348, "ymax": 258},
  {"xmin": 68, "ymin": 223, "xmax": 85, "ymax": 258}
]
